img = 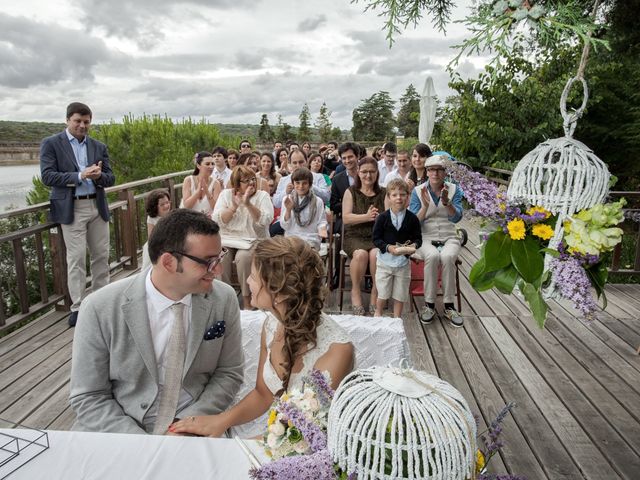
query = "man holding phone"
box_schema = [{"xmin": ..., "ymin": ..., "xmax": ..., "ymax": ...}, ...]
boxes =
[{"xmin": 40, "ymin": 102, "xmax": 116, "ymax": 326}]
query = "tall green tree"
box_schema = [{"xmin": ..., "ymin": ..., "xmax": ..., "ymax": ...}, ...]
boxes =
[
  {"xmin": 352, "ymin": 91, "xmax": 396, "ymax": 141},
  {"xmin": 298, "ymin": 103, "xmax": 312, "ymax": 141},
  {"xmin": 258, "ymin": 114, "xmax": 274, "ymax": 143},
  {"xmin": 396, "ymin": 84, "xmax": 420, "ymax": 138},
  {"xmin": 330, "ymin": 126, "xmax": 343, "ymax": 142},
  {"xmin": 276, "ymin": 114, "xmax": 294, "ymax": 142},
  {"xmin": 315, "ymin": 102, "xmax": 333, "ymax": 143}
]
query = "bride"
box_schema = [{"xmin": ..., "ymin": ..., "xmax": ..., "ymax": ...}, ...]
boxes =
[{"xmin": 170, "ymin": 236, "xmax": 354, "ymax": 437}]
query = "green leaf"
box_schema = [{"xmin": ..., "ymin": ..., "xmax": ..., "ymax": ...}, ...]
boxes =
[
  {"xmin": 469, "ymin": 258, "xmax": 497, "ymax": 291},
  {"xmin": 484, "ymin": 230, "xmax": 513, "ymax": 271},
  {"xmin": 493, "ymin": 265, "xmax": 519, "ymax": 294},
  {"xmin": 586, "ymin": 262, "xmax": 609, "ymax": 309},
  {"xmin": 511, "ymin": 235, "xmax": 544, "ymax": 284},
  {"xmin": 521, "ymin": 282, "xmax": 548, "ymax": 328},
  {"xmin": 541, "ymin": 248, "xmax": 560, "ymax": 258}
]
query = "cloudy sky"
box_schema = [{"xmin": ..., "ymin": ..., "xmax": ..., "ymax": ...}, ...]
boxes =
[{"xmin": 0, "ymin": 0, "xmax": 482, "ymax": 129}]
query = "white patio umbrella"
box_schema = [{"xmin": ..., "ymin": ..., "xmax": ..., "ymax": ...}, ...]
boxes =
[{"xmin": 418, "ymin": 76, "xmax": 437, "ymax": 144}]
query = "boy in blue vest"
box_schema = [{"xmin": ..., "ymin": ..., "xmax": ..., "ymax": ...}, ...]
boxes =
[{"xmin": 372, "ymin": 179, "xmax": 422, "ymax": 317}]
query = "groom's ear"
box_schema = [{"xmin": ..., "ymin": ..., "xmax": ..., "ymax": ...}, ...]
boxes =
[{"xmin": 159, "ymin": 252, "xmax": 180, "ymax": 273}]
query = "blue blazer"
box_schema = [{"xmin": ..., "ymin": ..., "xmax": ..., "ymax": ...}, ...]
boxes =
[{"xmin": 40, "ymin": 131, "xmax": 115, "ymax": 225}]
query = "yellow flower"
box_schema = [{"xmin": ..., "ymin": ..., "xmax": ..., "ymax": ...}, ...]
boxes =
[
  {"xmin": 499, "ymin": 202, "xmax": 506, "ymax": 212},
  {"xmin": 475, "ymin": 450, "xmax": 486, "ymax": 474},
  {"xmin": 267, "ymin": 409, "xmax": 277, "ymax": 426},
  {"xmin": 532, "ymin": 223, "xmax": 554, "ymax": 241},
  {"xmin": 526, "ymin": 206, "xmax": 551, "ymax": 219},
  {"xmin": 507, "ymin": 218, "xmax": 526, "ymax": 240}
]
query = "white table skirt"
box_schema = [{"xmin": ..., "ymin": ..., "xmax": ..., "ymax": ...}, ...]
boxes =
[
  {"xmin": 232, "ymin": 311, "xmax": 411, "ymax": 438},
  {"xmin": 0, "ymin": 429, "xmax": 266, "ymax": 480}
]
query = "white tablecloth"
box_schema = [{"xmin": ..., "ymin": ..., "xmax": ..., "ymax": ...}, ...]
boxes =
[
  {"xmin": 232, "ymin": 311, "xmax": 410, "ymax": 437},
  {"xmin": 0, "ymin": 428, "xmax": 266, "ymax": 480}
]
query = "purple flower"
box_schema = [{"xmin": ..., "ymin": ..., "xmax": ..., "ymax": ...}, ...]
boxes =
[
  {"xmin": 250, "ymin": 449, "xmax": 337, "ymax": 480},
  {"xmin": 277, "ymin": 399, "xmax": 327, "ymax": 452},
  {"xmin": 302, "ymin": 370, "xmax": 334, "ymax": 410},
  {"xmin": 447, "ymin": 163, "xmax": 503, "ymax": 218},
  {"xmin": 479, "ymin": 475, "xmax": 527, "ymax": 480},
  {"xmin": 550, "ymin": 256, "xmax": 598, "ymax": 316},
  {"xmin": 479, "ymin": 403, "xmax": 515, "ymax": 463}
]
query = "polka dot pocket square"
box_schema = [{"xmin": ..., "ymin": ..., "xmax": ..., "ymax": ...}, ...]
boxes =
[{"xmin": 204, "ymin": 321, "xmax": 226, "ymax": 340}]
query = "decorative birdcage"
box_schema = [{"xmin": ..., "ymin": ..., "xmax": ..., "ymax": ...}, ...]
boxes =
[
  {"xmin": 327, "ymin": 364, "xmax": 477, "ymax": 480},
  {"xmin": 507, "ymin": 77, "xmax": 611, "ymax": 251}
]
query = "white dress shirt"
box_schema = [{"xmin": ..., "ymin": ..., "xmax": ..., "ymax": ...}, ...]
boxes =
[
  {"xmin": 143, "ymin": 270, "xmax": 193, "ymax": 425},
  {"xmin": 272, "ymin": 172, "xmax": 330, "ymax": 208}
]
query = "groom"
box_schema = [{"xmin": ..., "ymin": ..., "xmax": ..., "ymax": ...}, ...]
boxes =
[{"xmin": 69, "ymin": 209, "xmax": 244, "ymax": 434}]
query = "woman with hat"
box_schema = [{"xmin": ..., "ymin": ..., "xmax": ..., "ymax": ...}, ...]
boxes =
[{"xmin": 408, "ymin": 154, "xmax": 464, "ymax": 327}]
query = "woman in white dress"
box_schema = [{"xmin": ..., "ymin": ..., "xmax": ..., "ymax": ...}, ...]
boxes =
[
  {"xmin": 170, "ymin": 236, "xmax": 354, "ymax": 437},
  {"xmin": 180, "ymin": 151, "xmax": 221, "ymax": 215}
]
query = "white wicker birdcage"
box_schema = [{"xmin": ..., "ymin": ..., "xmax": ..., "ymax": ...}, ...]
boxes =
[
  {"xmin": 507, "ymin": 77, "xmax": 611, "ymax": 250},
  {"xmin": 327, "ymin": 364, "xmax": 477, "ymax": 480}
]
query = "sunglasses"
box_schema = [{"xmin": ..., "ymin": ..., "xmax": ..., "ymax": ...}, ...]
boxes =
[
  {"xmin": 241, "ymin": 144, "xmax": 251, "ymax": 148},
  {"xmin": 170, "ymin": 248, "xmax": 228, "ymax": 272}
]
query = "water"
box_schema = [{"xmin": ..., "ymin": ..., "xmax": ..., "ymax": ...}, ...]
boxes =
[{"xmin": 0, "ymin": 164, "xmax": 41, "ymax": 211}]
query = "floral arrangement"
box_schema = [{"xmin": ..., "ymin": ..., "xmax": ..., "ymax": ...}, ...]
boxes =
[{"xmin": 447, "ymin": 162, "xmax": 626, "ymax": 326}]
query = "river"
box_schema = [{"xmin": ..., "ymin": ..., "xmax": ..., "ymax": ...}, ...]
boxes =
[{"xmin": 0, "ymin": 164, "xmax": 41, "ymax": 212}]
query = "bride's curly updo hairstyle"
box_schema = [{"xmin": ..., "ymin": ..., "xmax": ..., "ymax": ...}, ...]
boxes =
[{"xmin": 252, "ymin": 236, "xmax": 327, "ymax": 393}]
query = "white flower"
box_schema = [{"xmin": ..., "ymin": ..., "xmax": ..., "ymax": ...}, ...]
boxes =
[
  {"xmin": 293, "ymin": 439, "xmax": 309, "ymax": 454},
  {"xmin": 266, "ymin": 433, "xmax": 279, "ymax": 449},
  {"xmin": 268, "ymin": 422, "xmax": 285, "ymax": 436}
]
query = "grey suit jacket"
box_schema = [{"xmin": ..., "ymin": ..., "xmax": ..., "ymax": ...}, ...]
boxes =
[
  {"xmin": 40, "ymin": 131, "xmax": 115, "ymax": 224},
  {"xmin": 69, "ymin": 272, "xmax": 244, "ymax": 434}
]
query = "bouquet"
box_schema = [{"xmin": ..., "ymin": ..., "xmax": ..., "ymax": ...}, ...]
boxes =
[{"xmin": 447, "ymin": 162, "xmax": 626, "ymax": 326}]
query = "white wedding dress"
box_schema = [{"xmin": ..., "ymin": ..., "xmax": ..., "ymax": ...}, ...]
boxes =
[{"xmin": 230, "ymin": 311, "xmax": 352, "ymax": 438}]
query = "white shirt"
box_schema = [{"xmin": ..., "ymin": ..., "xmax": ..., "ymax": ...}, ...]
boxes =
[
  {"xmin": 143, "ymin": 270, "xmax": 193, "ymax": 425},
  {"xmin": 377, "ymin": 159, "xmax": 397, "ymax": 186},
  {"xmin": 272, "ymin": 172, "xmax": 330, "ymax": 208},
  {"xmin": 280, "ymin": 195, "xmax": 328, "ymax": 250},
  {"xmin": 213, "ymin": 167, "xmax": 232, "ymax": 187},
  {"xmin": 380, "ymin": 169, "xmax": 409, "ymax": 187}
]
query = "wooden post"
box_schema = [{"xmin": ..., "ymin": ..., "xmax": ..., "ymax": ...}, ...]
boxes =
[
  {"xmin": 49, "ymin": 225, "xmax": 70, "ymax": 311},
  {"xmin": 118, "ymin": 188, "xmax": 138, "ymax": 270}
]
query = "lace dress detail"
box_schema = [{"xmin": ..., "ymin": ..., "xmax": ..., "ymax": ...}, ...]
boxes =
[{"xmin": 262, "ymin": 312, "xmax": 352, "ymax": 395}]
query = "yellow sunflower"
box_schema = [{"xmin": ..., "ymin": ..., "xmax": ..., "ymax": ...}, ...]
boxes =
[
  {"xmin": 532, "ymin": 223, "xmax": 554, "ymax": 241},
  {"xmin": 526, "ymin": 206, "xmax": 551, "ymax": 219},
  {"xmin": 507, "ymin": 218, "xmax": 526, "ymax": 240}
]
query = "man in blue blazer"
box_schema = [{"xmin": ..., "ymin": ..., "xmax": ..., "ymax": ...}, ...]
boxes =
[{"xmin": 40, "ymin": 102, "xmax": 116, "ymax": 326}]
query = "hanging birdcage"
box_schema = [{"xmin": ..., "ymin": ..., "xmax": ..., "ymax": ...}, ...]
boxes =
[
  {"xmin": 327, "ymin": 364, "xmax": 477, "ymax": 480},
  {"xmin": 507, "ymin": 77, "xmax": 611, "ymax": 250}
]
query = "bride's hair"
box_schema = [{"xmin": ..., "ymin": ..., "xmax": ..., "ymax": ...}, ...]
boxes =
[{"xmin": 252, "ymin": 236, "xmax": 327, "ymax": 393}]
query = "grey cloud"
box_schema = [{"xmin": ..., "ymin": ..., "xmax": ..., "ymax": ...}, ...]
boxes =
[
  {"xmin": 347, "ymin": 30, "xmax": 461, "ymax": 59},
  {"xmin": 235, "ymin": 51, "xmax": 265, "ymax": 70},
  {"xmin": 297, "ymin": 14, "xmax": 327, "ymax": 32},
  {"xmin": 0, "ymin": 13, "xmax": 112, "ymax": 88},
  {"xmin": 356, "ymin": 54, "xmax": 439, "ymax": 77},
  {"xmin": 135, "ymin": 53, "xmax": 222, "ymax": 72}
]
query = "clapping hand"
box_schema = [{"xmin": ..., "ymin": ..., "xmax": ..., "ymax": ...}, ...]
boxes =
[
  {"xmin": 420, "ymin": 187, "xmax": 430, "ymax": 207},
  {"xmin": 198, "ymin": 177, "xmax": 208, "ymax": 199},
  {"xmin": 283, "ymin": 194, "xmax": 294, "ymax": 211},
  {"xmin": 366, "ymin": 204, "xmax": 379, "ymax": 220},
  {"xmin": 441, "ymin": 185, "xmax": 450, "ymax": 206},
  {"xmin": 285, "ymin": 183, "xmax": 294, "ymax": 194},
  {"xmin": 82, "ymin": 161, "xmax": 103, "ymax": 180},
  {"xmin": 242, "ymin": 185, "xmax": 255, "ymax": 204}
]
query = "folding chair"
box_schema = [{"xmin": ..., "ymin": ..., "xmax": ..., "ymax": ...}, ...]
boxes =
[{"xmin": 409, "ymin": 257, "xmax": 462, "ymax": 313}]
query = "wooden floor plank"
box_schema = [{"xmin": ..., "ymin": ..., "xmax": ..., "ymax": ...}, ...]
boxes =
[
  {"xmin": 0, "ymin": 311, "xmax": 65, "ymax": 358},
  {"xmin": 20, "ymin": 380, "xmax": 71, "ymax": 430},
  {"xmin": 482, "ymin": 316, "xmax": 620, "ymax": 479},
  {"xmin": 47, "ymin": 406, "xmax": 76, "ymax": 431},
  {"xmin": 402, "ymin": 313, "xmax": 438, "ymax": 375},
  {"xmin": 465, "ymin": 315, "xmax": 583, "ymax": 479},
  {"xmin": 496, "ymin": 314, "xmax": 640, "ymax": 478}
]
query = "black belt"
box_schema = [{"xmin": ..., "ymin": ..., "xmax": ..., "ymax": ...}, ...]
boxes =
[{"xmin": 75, "ymin": 194, "xmax": 97, "ymax": 200}]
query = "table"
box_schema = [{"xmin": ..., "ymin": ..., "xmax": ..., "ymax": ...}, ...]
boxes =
[
  {"xmin": 232, "ymin": 311, "xmax": 411, "ymax": 437},
  {"xmin": 0, "ymin": 428, "xmax": 266, "ymax": 480}
]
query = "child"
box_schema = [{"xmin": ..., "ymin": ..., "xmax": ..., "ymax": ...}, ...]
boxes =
[
  {"xmin": 372, "ymin": 178, "xmax": 422, "ymax": 317},
  {"xmin": 281, "ymin": 167, "xmax": 328, "ymax": 251}
]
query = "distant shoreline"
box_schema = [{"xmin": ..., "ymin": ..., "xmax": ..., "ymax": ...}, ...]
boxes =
[{"xmin": 0, "ymin": 159, "xmax": 39, "ymax": 166}]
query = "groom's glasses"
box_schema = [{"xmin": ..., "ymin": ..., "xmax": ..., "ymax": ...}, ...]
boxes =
[{"xmin": 170, "ymin": 248, "xmax": 228, "ymax": 272}]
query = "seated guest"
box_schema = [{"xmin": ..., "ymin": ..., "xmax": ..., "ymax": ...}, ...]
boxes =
[
  {"xmin": 378, "ymin": 142, "xmax": 397, "ymax": 186},
  {"xmin": 236, "ymin": 153, "xmax": 270, "ymax": 192},
  {"xmin": 342, "ymin": 156, "xmax": 388, "ymax": 315},
  {"xmin": 281, "ymin": 167, "xmax": 328, "ymax": 251},
  {"xmin": 257, "ymin": 152, "xmax": 281, "ymax": 196},
  {"xmin": 407, "ymin": 143, "xmax": 431, "ymax": 188},
  {"xmin": 141, "ymin": 188, "xmax": 172, "ymax": 271},
  {"xmin": 169, "ymin": 236, "xmax": 354, "ymax": 437},
  {"xmin": 275, "ymin": 147, "xmax": 289, "ymax": 175},
  {"xmin": 301, "ymin": 141, "xmax": 312, "ymax": 156},
  {"xmin": 212, "ymin": 166, "xmax": 273, "ymax": 308},
  {"xmin": 227, "ymin": 149, "xmax": 239, "ymax": 170},
  {"xmin": 372, "ymin": 179, "xmax": 422, "ymax": 317},
  {"xmin": 381, "ymin": 149, "xmax": 412, "ymax": 189},
  {"xmin": 69, "ymin": 209, "xmax": 244, "ymax": 434},
  {"xmin": 409, "ymin": 155, "xmax": 464, "ymax": 326},
  {"xmin": 211, "ymin": 146, "xmax": 232, "ymax": 189},
  {"xmin": 323, "ymin": 141, "xmax": 340, "ymax": 173},
  {"xmin": 309, "ymin": 152, "xmax": 331, "ymax": 187},
  {"xmin": 239, "ymin": 139, "xmax": 252, "ymax": 155},
  {"xmin": 180, "ymin": 151, "xmax": 221, "ymax": 215}
]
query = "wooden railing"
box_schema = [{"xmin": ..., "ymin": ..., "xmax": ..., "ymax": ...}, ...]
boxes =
[
  {"xmin": 483, "ymin": 166, "xmax": 640, "ymax": 276},
  {"xmin": 0, "ymin": 170, "xmax": 189, "ymax": 332}
]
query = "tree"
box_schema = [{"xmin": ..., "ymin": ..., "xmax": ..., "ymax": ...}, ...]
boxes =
[
  {"xmin": 396, "ymin": 84, "xmax": 420, "ymax": 138},
  {"xmin": 298, "ymin": 103, "xmax": 311, "ymax": 141},
  {"xmin": 258, "ymin": 114, "xmax": 274, "ymax": 143},
  {"xmin": 330, "ymin": 126, "xmax": 343, "ymax": 142},
  {"xmin": 276, "ymin": 114, "xmax": 293, "ymax": 143},
  {"xmin": 351, "ymin": 91, "xmax": 396, "ymax": 141},
  {"xmin": 315, "ymin": 102, "xmax": 333, "ymax": 143}
]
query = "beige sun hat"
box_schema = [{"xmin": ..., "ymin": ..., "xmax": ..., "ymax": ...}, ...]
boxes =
[{"xmin": 424, "ymin": 155, "xmax": 446, "ymax": 168}]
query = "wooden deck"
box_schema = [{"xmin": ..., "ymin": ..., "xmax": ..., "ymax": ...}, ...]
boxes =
[{"xmin": 1, "ymin": 219, "xmax": 639, "ymax": 479}]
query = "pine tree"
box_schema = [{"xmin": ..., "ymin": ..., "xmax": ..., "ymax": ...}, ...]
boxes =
[
  {"xmin": 315, "ymin": 102, "xmax": 333, "ymax": 143},
  {"xmin": 276, "ymin": 114, "xmax": 293, "ymax": 142},
  {"xmin": 351, "ymin": 91, "xmax": 396, "ymax": 141},
  {"xmin": 396, "ymin": 84, "xmax": 420, "ymax": 138},
  {"xmin": 298, "ymin": 103, "xmax": 311, "ymax": 141},
  {"xmin": 258, "ymin": 114, "xmax": 274, "ymax": 143}
]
